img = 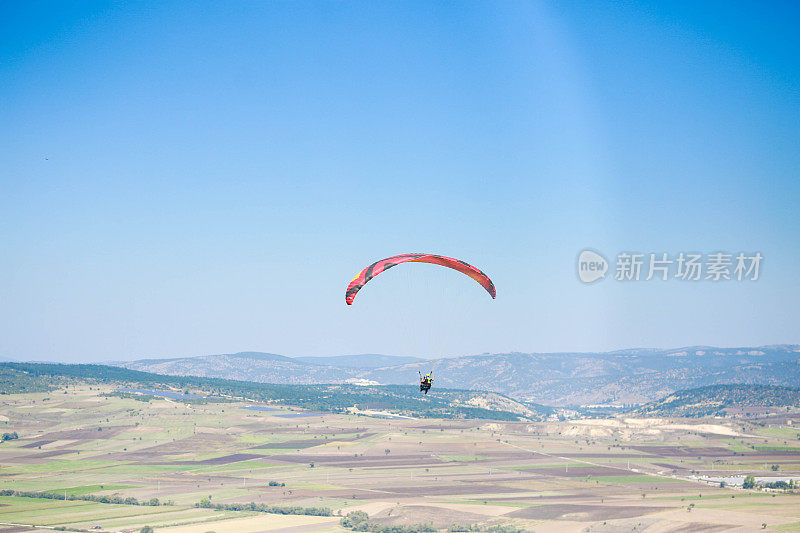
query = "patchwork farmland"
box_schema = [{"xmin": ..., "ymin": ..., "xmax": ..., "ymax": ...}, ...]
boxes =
[{"xmin": 1, "ymin": 386, "xmax": 800, "ymax": 532}]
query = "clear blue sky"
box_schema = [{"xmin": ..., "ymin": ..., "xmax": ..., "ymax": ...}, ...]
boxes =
[{"xmin": 2, "ymin": 2, "xmax": 799, "ymax": 362}]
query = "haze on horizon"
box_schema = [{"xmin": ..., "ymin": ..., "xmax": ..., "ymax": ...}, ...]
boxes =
[{"xmin": 2, "ymin": 2, "xmax": 799, "ymax": 363}]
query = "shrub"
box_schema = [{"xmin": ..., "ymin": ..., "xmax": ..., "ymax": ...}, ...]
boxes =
[{"xmin": 341, "ymin": 510, "xmax": 369, "ymax": 528}]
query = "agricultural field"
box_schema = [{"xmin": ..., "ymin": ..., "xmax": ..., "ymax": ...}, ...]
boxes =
[{"xmin": 1, "ymin": 386, "xmax": 800, "ymax": 532}]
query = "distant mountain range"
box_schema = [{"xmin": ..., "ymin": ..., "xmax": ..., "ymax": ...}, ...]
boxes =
[
  {"xmin": 113, "ymin": 345, "xmax": 800, "ymax": 407},
  {"xmin": 112, "ymin": 352, "xmax": 417, "ymax": 383},
  {"xmin": 294, "ymin": 354, "xmax": 425, "ymax": 368}
]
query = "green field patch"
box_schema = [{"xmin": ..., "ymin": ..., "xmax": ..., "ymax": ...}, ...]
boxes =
[
  {"xmin": 768, "ymin": 463, "xmax": 800, "ymax": 470},
  {"xmin": 753, "ymin": 427, "xmax": 800, "ymax": 439},
  {"xmin": 97, "ymin": 463, "xmax": 202, "ymax": 473},
  {"xmin": 255, "ymin": 441, "xmax": 321, "ymax": 450},
  {"xmin": 702, "ymin": 499, "xmax": 798, "ymax": 510},
  {"xmin": 42, "ymin": 484, "xmax": 135, "ymax": 496},
  {"xmin": 295, "ymin": 496, "xmax": 365, "ymax": 508},
  {"xmin": 770, "ymin": 521, "xmax": 800, "ymax": 532},
  {"xmin": 586, "ymin": 456, "xmax": 661, "ymax": 463},
  {"xmin": 165, "ymin": 487, "xmax": 261, "ymax": 506},
  {"xmin": 176, "ymin": 450, "xmax": 239, "ymax": 462},
  {"xmin": 4, "ymin": 459, "xmax": 119, "ymax": 474},
  {"xmin": 652, "ymin": 492, "xmax": 771, "ymax": 502},
  {"xmin": 593, "ymin": 474, "xmax": 682, "ymax": 483},
  {"xmin": 288, "ymin": 481, "xmax": 341, "ymax": 490},
  {"xmin": 65, "ymin": 507, "xmax": 236, "ymax": 529},
  {"xmin": 48, "ymin": 504, "xmax": 191, "ymax": 526},
  {"xmin": 504, "ymin": 463, "xmax": 573, "ymax": 470},
  {"xmin": 0, "ymin": 500, "xmax": 153, "ymax": 525},
  {"xmin": 456, "ymin": 499, "xmax": 533, "ymax": 508},
  {"xmin": 0, "ymin": 498, "xmax": 102, "ymax": 517},
  {"xmin": 193, "ymin": 459, "xmax": 276, "ymax": 473},
  {"xmin": 237, "ymin": 434, "xmax": 282, "ymax": 444},
  {"xmin": 722, "ymin": 439, "xmax": 754, "ymax": 452},
  {"xmin": 755, "ymin": 445, "xmax": 800, "ymax": 452},
  {"xmin": 438, "ymin": 454, "xmax": 490, "ymax": 462},
  {"xmin": 249, "ymin": 448, "xmax": 302, "ymax": 456}
]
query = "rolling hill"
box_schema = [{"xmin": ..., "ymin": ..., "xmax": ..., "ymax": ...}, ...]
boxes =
[
  {"xmin": 118, "ymin": 352, "xmax": 348, "ymax": 383},
  {"xmin": 632, "ymin": 383, "xmax": 800, "ymax": 417},
  {"xmin": 112, "ymin": 346, "xmax": 800, "ymax": 406},
  {"xmin": 0, "ymin": 362, "xmax": 544, "ymax": 421}
]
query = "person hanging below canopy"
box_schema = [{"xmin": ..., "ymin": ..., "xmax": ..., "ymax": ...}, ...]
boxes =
[{"xmin": 419, "ymin": 370, "xmax": 434, "ymax": 394}]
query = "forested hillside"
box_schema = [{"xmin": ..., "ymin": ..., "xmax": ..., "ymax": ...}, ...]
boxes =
[
  {"xmin": 633, "ymin": 384, "xmax": 800, "ymax": 417},
  {"xmin": 0, "ymin": 362, "xmax": 543, "ymax": 421}
]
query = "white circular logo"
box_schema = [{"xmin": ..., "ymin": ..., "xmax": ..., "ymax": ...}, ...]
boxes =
[{"xmin": 577, "ymin": 250, "xmax": 608, "ymax": 283}]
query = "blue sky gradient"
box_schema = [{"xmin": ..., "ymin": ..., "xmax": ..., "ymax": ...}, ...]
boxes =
[{"xmin": 2, "ymin": 2, "xmax": 799, "ymax": 361}]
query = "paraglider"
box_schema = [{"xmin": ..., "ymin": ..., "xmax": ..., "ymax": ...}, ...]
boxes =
[
  {"xmin": 419, "ymin": 371, "xmax": 434, "ymax": 394},
  {"xmin": 345, "ymin": 252, "xmax": 495, "ymax": 395},
  {"xmin": 345, "ymin": 253, "xmax": 496, "ymax": 305}
]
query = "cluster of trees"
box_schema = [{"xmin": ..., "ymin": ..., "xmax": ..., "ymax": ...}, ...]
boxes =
[
  {"xmin": 762, "ymin": 480, "xmax": 796, "ymax": 489},
  {"xmin": 195, "ymin": 498, "xmax": 331, "ymax": 516},
  {"xmin": 449, "ymin": 525, "xmax": 530, "ymax": 533},
  {"xmin": 0, "ymin": 490, "xmax": 168, "ymax": 506},
  {"xmin": 1, "ymin": 432, "xmax": 19, "ymax": 442},
  {"xmin": 742, "ymin": 475, "xmax": 798, "ymax": 490},
  {"xmin": 340, "ymin": 511, "xmax": 436, "ymax": 533}
]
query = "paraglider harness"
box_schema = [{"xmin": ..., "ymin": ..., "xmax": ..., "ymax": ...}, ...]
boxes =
[{"xmin": 419, "ymin": 370, "xmax": 434, "ymax": 394}]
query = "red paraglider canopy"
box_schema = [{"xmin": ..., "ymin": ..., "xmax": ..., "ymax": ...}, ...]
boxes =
[{"xmin": 345, "ymin": 253, "xmax": 496, "ymax": 305}]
